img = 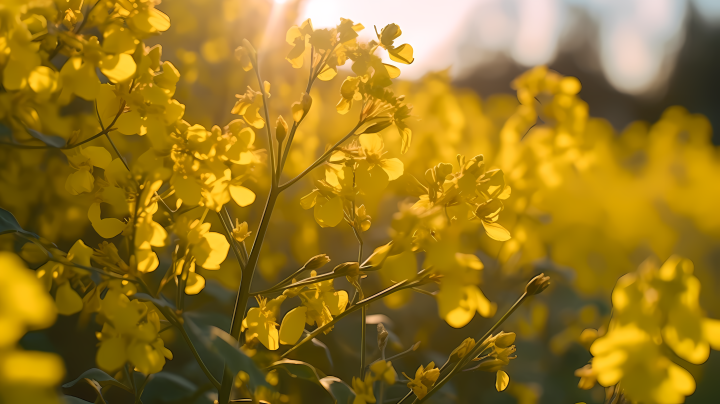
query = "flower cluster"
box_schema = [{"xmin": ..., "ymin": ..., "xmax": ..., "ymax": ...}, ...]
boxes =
[{"xmin": 577, "ymin": 256, "xmax": 720, "ymax": 403}]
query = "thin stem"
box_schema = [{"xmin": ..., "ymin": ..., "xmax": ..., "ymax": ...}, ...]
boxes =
[
  {"xmin": 365, "ymin": 342, "xmax": 420, "ymax": 375},
  {"xmin": 217, "ymin": 210, "xmax": 247, "ymax": 270},
  {"xmin": 84, "ymin": 378, "xmax": 108, "ymax": 404},
  {"xmin": 277, "ymin": 121, "xmax": 298, "ymax": 176},
  {"xmin": 281, "ymin": 279, "xmax": 422, "ymax": 359},
  {"xmin": 134, "ymin": 374, "xmax": 150, "ymax": 404},
  {"xmin": 253, "ymin": 259, "xmax": 310, "ymax": 296},
  {"xmin": 50, "ymin": 258, "xmax": 132, "ymax": 281},
  {"xmin": 1, "ymin": 101, "xmax": 125, "ymax": 150},
  {"xmin": 254, "ymin": 60, "xmax": 276, "ymax": 186},
  {"xmin": 74, "ymin": 0, "xmax": 101, "ymax": 34},
  {"xmin": 219, "ymin": 190, "xmax": 279, "ymax": 403},
  {"xmin": 250, "ymin": 270, "xmax": 346, "ymax": 297},
  {"xmin": 176, "ymin": 258, "xmax": 192, "ymax": 312},
  {"xmin": 156, "ymin": 306, "xmax": 222, "ymax": 390},
  {"xmin": 352, "ymin": 209, "xmax": 367, "ymax": 379},
  {"xmin": 279, "ymin": 121, "xmax": 362, "ymax": 191},
  {"xmin": 413, "ymin": 292, "xmax": 529, "ymax": 404}
]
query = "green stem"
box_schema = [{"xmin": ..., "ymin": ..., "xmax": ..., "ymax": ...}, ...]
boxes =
[
  {"xmin": 134, "ymin": 374, "xmax": 150, "ymax": 404},
  {"xmin": 278, "ymin": 121, "xmax": 362, "ymax": 191},
  {"xmin": 219, "ymin": 190, "xmax": 279, "ymax": 403},
  {"xmin": 281, "ymin": 279, "xmax": 422, "ymax": 359},
  {"xmin": 217, "ymin": 210, "xmax": 247, "ymax": 270},
  {"xmin": 49, "ymin": 258, "xmax": 131, "ymax": 281},
  {"xmin": 1, "ymin": 100, "xmax": 125, "ymax": 150},
  {"xmin": 254, "ymin": 59, "xmax": 276, "ymax": 186},
  {"xmin": 157, "ymin": 306, "xmax": 222, "ymax": 390},
  {"xmin": 250, "ymin": 270, "xmax": 346, "ymax": 297},
  {"xmin": 352, "ymin": 217, "xmax": 366, "ymax": 379}
]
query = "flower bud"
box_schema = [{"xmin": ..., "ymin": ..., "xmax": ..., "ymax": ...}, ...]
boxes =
[
  {"xmin": 235, "ymin": 45, "xmax": 254, "ymax": 72},
  {"xmin": 579, "ymin": 328, "xmax": 598, "ymax": 351},
  {"xmin": 333, "ymin": 261, "xmax": 360, "ymax": 277},
  {"xmin": 472, "ymin": 358, "xmax": 506, "ymax": 372},
  {"xmin": 377, "ymin": 323, "xmax": 389, "ymax": 353},
  {"xmin": 525, "ymin": 273, "xmax": 550, "ymax": 295},
  {"xmin": 19, "ymin": 242, "xmax": 49, "ymax": 266},
  {"xmin": 450, "ymin": 337, "xmax": 476, "ymax": 360},
  {"xmin": 275, "ymin": 115, "xmax": 288, "ymax": 143},
  {"xmin": 574, "ymin": 364, "xmax": 597, "ymax": 390},
  {"xmin": 231, "ymin": 219, "xmax": 251, "ymax": 243},
  {"xmin": 303, "ymin": 254, "xmax": 330, "ymax": 270},
  {"xmin": 291, "ymin": 92, "xmax": 312, "ymax": 122},
  {"xmin": 492, "ymin": 331, "xmax": 516, "ymax": 349}
]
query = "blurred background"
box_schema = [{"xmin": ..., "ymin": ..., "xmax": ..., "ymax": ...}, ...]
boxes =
[
  {"xmin": 12, "ymin": 0, "xmax": 720, "ymax": 403},
  {"xmin": 298, "ymin": 0, "xmax": 720, "ymax": 142}
]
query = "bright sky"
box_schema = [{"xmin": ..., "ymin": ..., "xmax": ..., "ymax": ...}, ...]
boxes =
[{"xmin": 294, "ymin": 0, "xmax": 720, "ymax": 95}]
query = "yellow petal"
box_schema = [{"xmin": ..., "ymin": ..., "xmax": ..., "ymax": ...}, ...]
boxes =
[
  {"xmin": 313, "ymin": 196, "xmax": 343, "ymax": 228},
  {"xmin": 300, "ymin": 189, "xmax": 319, "ymax": 210},
  {"xmin": 88, "ymin": 203, "xmax": 127, "ymax": 238},
  {"xmin": 100, "ymin": 53, "xmax": 136, "ymax": 83},
  {"xmin": 356, "ymin": 163, "xmax": 389, "ymax": 194},
  {"xmin": 68, "ymin": 240, "xmax": 93, "ymax": 267},
  {"xmin": 482, "ymin": 221, "xmax": 511, "ymax": 241},
  {"xmin": 116, "ymin": 109, "xmax": 145, "ymax": 136},
  {"xmin": 194, "ymin": 232, "xmax": 230, "ymax": 270},
  {"xmin": 96, "ymin": 84, "xmax": 122, "ymax": 127},
  {"xmin": 496, "ymin": 370, "xmax": 510, "ymax": 392},
  {"xmin": 229, "ymin": 185, "xmax": 256, "ymax": 207},
  {"xmin": 55, "ymin": 282, "xmax": 83, "ymax": 316},
  {"xmin": 279, "ymin": 306, "xmax": 308, "ymax": 345},
  {"xmin": 380, "ymin": 158, "xmax": 404, "ymax": 181},
  {"xmin": 127, "ymin": 340, "xmax": 165, "ymax": 374},
  {"xmin": 185, "ymin": 272, "xmax": 206, "ymax": 295},
  {"xmin": 0, "ymin": 350, "xmax": 64, "ymax": 386},
  {"xmin": 172, "ymin": 175, "xmax": 202, "ymax": 207},
  {"xmin": 96, "ymin": 337, "xmax": 127, "ymax": 372},
  {"xmin": 317, "ymin": 65, "xmax": 337, "ymax": 81},
  {"xmin": 82, "ymin": 146, "xmax": 112, "ymax": 169},
  {"xmin": 28, "ymin": 66, "xmax": 58, "ymax": 95},
  {"xmin": 388, "ymin": 43, "xmax": 414, "ymax": 64},
  {"xmin": 65, "ymin": 170, "xmax": 95, "ymax": 195},
  {"xmin": 358, "ymin": 133, "xmax": 383, "ymax": 154},
  {"xmin": 136, "ymin": 249, "xmax": 159, "ymax": 273}
]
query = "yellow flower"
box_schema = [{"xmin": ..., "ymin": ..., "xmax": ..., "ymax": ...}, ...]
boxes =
[
  {"xmin": 355, "ymin": 133, "xmax": 404, "ymax": 194},
  {"xmin": 375, "ymin": 23, "xmax": 414, "ymax": 65},
  {"xmin": 403, "ymin": 362, "xmax": 440, "ymax": 400},
  {"xmin": 231, "ymin": 86, "xmax": 265, "ymax": 129},
  {"xmin": 0, "ymin": 253, "xmax": 63, "ymax": 403},
  {"xmin": 242, "ymin": 296, "xmax": 285, "ymax": 350},
  {"xmin": 352, "ymin": 375, "xmax": 376, "ymax": 404},
  {"xmin": 63, "ymin": 146, "xmax": 112, "ymax": 195},
  {"xmin": 96, "ymin": 289, "xmax": 172, "ymax": 374},
  {"xmin": 369, "ymin": 360, "xmax": 397, "ymax": 385}
]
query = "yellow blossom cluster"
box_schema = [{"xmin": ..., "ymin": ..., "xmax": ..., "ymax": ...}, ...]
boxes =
[{"xmin": 576, "ymin": 256, "xmax": 720, "ymax": 403}]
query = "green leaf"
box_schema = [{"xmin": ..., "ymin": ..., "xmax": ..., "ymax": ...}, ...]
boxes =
[
  {"xmin": 61, "ymin": 396, "xmax": 94, "ymax": 404},
  {"xmin": 269, "ymin": 359, "xmax": 327, "ymax": 385},
  {"xmin": 62, "ymin": 368, "xmax": 133, "ymax": 392},
  {"xmin": 0, "ymin": 207, "xmax": 39, "ymax": 239},
  {"xmin": 133, "ymin": 292, "xmax": 176, "ymax": 310},
  {"xmin": 183, "ymin": 318, "xmax": 268, "ymax": 390},
  {"xmin": 27, "ymin": 128, "xmax": 67, "ymax": 148},
  {"xmin": 320, "ymin": 376, "xmax": 356, "ymax": 404},
  {"xmin": 141, "ymin": 372, "xmax": 197, "ymax": 403},
  {"xmin": 207, "ymin": 326, "xmax": 269, "ymax": 389},
  {"xmin": 268, "ymin": 359, "xmax": 355, "ymax": 404}
]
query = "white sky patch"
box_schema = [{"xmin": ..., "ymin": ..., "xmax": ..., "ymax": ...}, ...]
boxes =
[{"xmin": 299, "ymin": 0, "xmax": 716, "ymax": 95}]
